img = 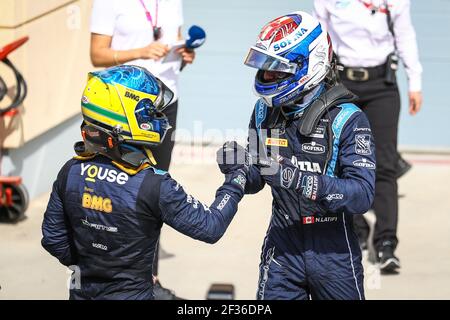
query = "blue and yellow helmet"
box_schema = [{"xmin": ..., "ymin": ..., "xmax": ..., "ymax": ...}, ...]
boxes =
[{"xmin": 81, "ymin": 65, "xmax": 174, "ymax": 146}]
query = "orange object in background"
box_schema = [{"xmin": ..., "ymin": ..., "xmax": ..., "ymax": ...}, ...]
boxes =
[
  {"xmin": 0, "ymin": 36, "xmax": 29, "ymax": 222},
  {"xmin": 0, "ymin": 36, "xmax": 29, "ymax": 61},
  {"xmin": 0, "ymin": 36, "xmax": 28, "ymax": 116}
]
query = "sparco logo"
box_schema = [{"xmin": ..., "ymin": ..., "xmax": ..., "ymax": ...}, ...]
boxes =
[
  {"xmin": 217, "ymin": 194, "xmax": 231, "ymax": 211},
  {"xmin": 353, "ymin": 158, "xmax": 376, "ymax": 169},
  {"xmin": 302, "ymin": 142, "xmax": 325, "ymax": 154},
  {"xmin": 291, "ymin": 156, "xmax": 322, "ymax": 173},
  {"xmin": 92, "ymin": 243, "xmax": 108, "ymax": 251},
  {"xmin": 326, "ymin": 194, "xmax": 344, "ymax": 201},
  {"xmin": 125, "ymin": 91, "xmax": 140, "ymax": 101}
]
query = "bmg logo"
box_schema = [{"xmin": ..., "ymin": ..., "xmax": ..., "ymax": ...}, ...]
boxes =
[{"xmin": 125, "ymin": 91, "xmax": 140, "ymax": 101}]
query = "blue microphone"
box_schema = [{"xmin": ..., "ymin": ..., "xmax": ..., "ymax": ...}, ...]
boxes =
[{"xmin": 185, "ymin": 25, "xmax": 206, "ymax": 49}]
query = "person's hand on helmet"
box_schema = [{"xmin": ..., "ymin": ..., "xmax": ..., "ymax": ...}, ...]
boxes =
[{"xmin": 261, "ymin": 155, "xmax": 321, "ymax": 201}]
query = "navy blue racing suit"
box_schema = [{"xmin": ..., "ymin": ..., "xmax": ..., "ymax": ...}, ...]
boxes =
[
  {"xmin": 247, "ymin": 99, "xmax": 376, "ymax": 300},
  {"xmin": 41, "ymin": 155, "xmax": 244, "ymax": 300}
]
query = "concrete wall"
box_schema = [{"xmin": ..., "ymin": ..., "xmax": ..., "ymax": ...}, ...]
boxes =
[
  {"xmin": 0, "ymin": 0, "xmax": 92, "ymax": 200},
  {"xmin": 0, "ymin": 0, "xmax": 92, "ymax": 148},
  {"xmin": 1, "ymin": 114, "xmax": 82, "ymax": 199}
]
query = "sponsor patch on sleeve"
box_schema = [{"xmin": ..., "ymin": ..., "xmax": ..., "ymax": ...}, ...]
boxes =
[
  {"xmin": 353, "ymin": 158, "xmax": 376, "ymax": 169},
  {"xmin": 355, "ymin": 134, "xmax": 372, "ymax": 155}
]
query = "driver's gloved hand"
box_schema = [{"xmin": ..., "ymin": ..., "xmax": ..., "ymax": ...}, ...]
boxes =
[
  {"xmin": 216, "ymin": 141, "xmax": 251, "ymax": 192},
  {"xmin": 261, "ymin": 155, "xmax": 322, "ymax": 201},
  {"xmin": 216, "ymin": 141, "xmax": 250, "ymax": 175}
]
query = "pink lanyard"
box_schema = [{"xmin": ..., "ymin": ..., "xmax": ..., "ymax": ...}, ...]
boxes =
[{"xmin": 139, "ymin": 0, "xmax": 158, "ymax": 28}]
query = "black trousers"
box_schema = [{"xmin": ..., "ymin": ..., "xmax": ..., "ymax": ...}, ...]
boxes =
[
  {"xmin": 150, "ymin": 100, "xmax": 178, "ymax": 275},
  {"xmin": 341, "ymin": 76, "xmax": 400, "ymax": 251}
]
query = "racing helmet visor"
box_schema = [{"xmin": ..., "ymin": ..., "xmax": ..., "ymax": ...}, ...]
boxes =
[
  {"xmin": 154, "ymin": 78, "xmax": 174, "ymax": 111},
  {"xmin": 244, "ymin": 46, "xmax": 298, "ymax": 74}
]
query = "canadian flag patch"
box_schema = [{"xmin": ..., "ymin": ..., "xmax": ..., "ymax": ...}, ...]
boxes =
[{"xmin": 303, "ymin": 216, "xmax": 315, "ymax": 224}]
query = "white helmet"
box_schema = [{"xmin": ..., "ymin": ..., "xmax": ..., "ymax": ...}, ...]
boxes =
[{"xmin": 244, "ymin": 11, "xmax": 332, "ymax": 108}]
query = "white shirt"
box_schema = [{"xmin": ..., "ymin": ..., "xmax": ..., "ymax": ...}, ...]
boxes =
[
  {"xmin": 90, "ymin": 0, "xmax": 184, "ymax": 101},
  {"xmin": 313, "ymin": 0, "xmax": 422, "ymax": 91}
]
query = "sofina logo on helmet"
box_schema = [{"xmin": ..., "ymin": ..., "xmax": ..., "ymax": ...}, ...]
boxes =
[
  {"xmin": 273, "ymin": 28, "xmax": 308, "ymax": 51},
  {"xmin": 80, "ymin": 163, "xmax": 129, "ymax": 185}
]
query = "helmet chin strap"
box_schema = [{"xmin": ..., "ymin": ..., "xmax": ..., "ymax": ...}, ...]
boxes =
[
  {"xmin": 74, "ymin": 141, "xmax": 157, "ymax": 175},
  {"xmin": 280, "ymin": 83, "xmax": 325, "ymax": 119},
  {"xmin": 75, "ymin": 123, "xmax": 159, "ymax": 174},
  {"xmin": 112, "ymin": 147, "xmax": 156, "ymax": 175},
  {"xmin": 144, "ymin": 148, "xmax": 157, "ymax": 166}
]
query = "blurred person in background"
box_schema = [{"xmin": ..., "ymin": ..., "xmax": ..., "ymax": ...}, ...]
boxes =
[
  {"xmin": 313, "ymin": 0, "xmax": 423, "ymax": 274},
  {"xmin": 220, "ymin": 11, "xmax": 376, "ymax": 299},
  {"xmin": 89, "ymin": 0, "xmax": 195, "ymax": 298},
  {"xmin": 42, "ymin": 66, "xmax": 247, "ymax": 300}
]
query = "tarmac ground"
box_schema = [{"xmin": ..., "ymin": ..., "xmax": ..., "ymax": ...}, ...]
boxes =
[{"xmin": 0, "ymin": 151, "xmax": 449, "ymax": 300}]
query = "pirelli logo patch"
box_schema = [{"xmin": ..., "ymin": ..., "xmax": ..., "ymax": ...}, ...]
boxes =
[{"xmin": 265, "ymin": 138, "xmax": 288, "ymax": 147}]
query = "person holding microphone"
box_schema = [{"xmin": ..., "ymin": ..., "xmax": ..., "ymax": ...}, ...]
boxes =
[{"xmin": 89, "ymin": 0, "xmax": 197, "ymax": 299}]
